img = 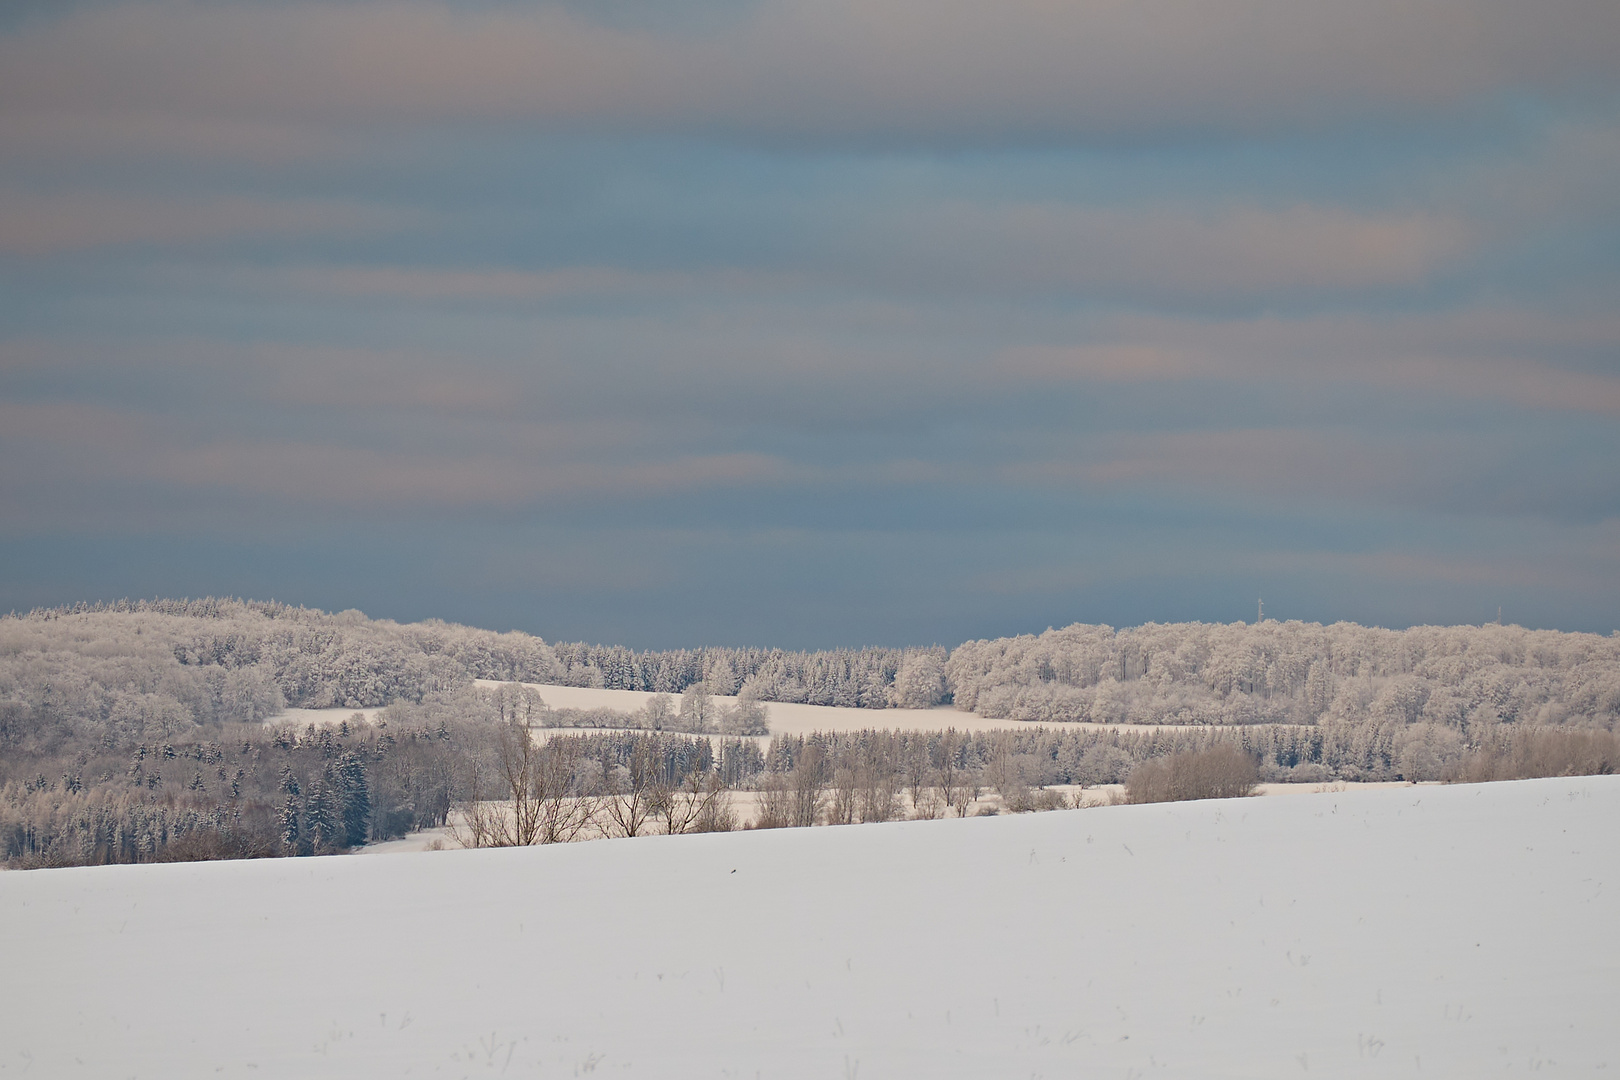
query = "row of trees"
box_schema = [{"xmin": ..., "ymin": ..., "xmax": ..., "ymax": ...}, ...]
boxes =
[
  {"xmin": 949, "ymin": 620, "xmax": 1620, "ymax": 727},
  {"xmin": 533, "ymin": 685, "xmax": 771, "ymax": 735},
  {"xmin": 11, "ymin": 603, "xmax": 1615, "ymax": 750},
  {"xmin": 461, "ymin": 724, "xmax": 745, "ymax": 846},
  {"xmin": 8, "ymin": 704, "xmax": 1618, "ymax": 865},
  {"xmin": 0, "ymin": 600, "xmax": 946, "ymax": 749},
  {"xmin": 547, "ymin": 641, "xmax": 948, "ymax": 707},
  {"xmin": 455, "ymin": 719, "xmax": 1620, "ymax": 847},
  {"xmin": 1, "ymin": 697, "xmax": 478, "ymax": 867},
  {"xmin": 4, "ymin": 600, "xmax": 1617, "ymax": 866}
]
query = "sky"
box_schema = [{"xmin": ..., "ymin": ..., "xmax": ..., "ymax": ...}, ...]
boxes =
[{"xmin": 1, "ymin": 0, "xmax": 1617, "ymax": 649}]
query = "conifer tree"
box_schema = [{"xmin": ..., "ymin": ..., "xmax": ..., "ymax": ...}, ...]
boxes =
[
  {"xmin": 304, "ymin": 773, "xmax": 342, "ymax": 852},
  {"xmin": 336, "ymin": 751, "xmax": 371, "ymax": 847},
  {"xmin": 279, "ymin": 793, "xmax": 304, "ymax": 855}
]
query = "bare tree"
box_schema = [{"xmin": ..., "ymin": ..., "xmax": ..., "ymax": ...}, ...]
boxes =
[
  {"xmin": 789, "ymin": 743, "xmax": 829, "ymax": 828},
  {"xmin": 913, "ymin": 782, "xmax": 946, "ymax": 820},
  {"xmin": 904, "ymin": 737, "xmax": 933, "ymax": 818},
  {"xmin": 602, "ymin": 735, "xmax": 662, "ymax": 838},
  {"xmin": 455, "ymin": 756, "xmax": 499, "ymax": 848},
  {"xmin": 642, "ymin": 694, "xmax": 674, "ymax": 732},
  {"xmin": 656, "ymin": 768, "xmax": 730, "ymax": 835},
  {"xmin": 754, "ymin": 772, "xmax": 792, "ymax": 829},
  {"xmin": 720, "ymin": 695, "xmax": 771, "ymax": 736},
  {"xmin": 1125, "ymin": 745, "xmax": 1258, "ymax": 804},
  {"xmin": 937, "ymin": 730, "xmax": 978, "ymax": 818},
  {"xmin": 829, "ymin": 764, "xmax": 859, "ymax": 825},
  {"xmin": 857, "ymin": 739, "xmax": 900, "ymax": 823},
  {"xmin": 534, "ymin": 738, "xmax": 602, "ymax": 843},
  {"xmin": 457, "ymin": 724, "xmax": 600, "ymax": 847},
  {"xmin": 457, "ymin": 718, "xmax": 544, "ymax": 846},
  {"xmin": 680, "ymin": 685, "xmax": 717, "ymax": 733},
  {"xmin": 984, "ymin": 733, "xmax": 1038, "ymax": 812}
]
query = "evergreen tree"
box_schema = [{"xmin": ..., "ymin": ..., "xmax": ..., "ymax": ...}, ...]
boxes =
[
  {"xmin": 279, "ymin": 793, "xmax": 305, "ymax": 855},
  {"xmin": 336, "ymin": 751, "xmax": 371, "ymax": 847},
  {"xmin": 304, "ymin": 772, "xmax": 342, "ymax": 852}
]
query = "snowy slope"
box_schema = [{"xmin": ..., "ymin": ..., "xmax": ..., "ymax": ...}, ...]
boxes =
[{"xmin": 2, "ymin": 778, "xmax": 1616, "ymax": 1079}]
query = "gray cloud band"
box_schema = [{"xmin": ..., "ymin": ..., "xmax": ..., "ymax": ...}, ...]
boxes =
[{"xmin": 2, "ymin": 0, "xmax": 1617, "ymax": 149}]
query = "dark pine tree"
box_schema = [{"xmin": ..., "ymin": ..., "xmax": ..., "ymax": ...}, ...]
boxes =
[
  {"xmin": 304, "ymin": 773, "xmax": 342, "ymax": 852},
  {"xmin": 279, "ymin": 793, "xmax": 305, "ymax": 855},
  {"xmin": 336, "ymin": 751, "xmax": 371, "ymax": 848}
]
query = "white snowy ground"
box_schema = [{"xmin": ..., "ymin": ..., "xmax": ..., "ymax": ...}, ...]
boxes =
[
  {"xmin": 478, "ymin": 679, "xmax": 1214, "ymax": 735},
  {"xmin": 271, "ymin": 682, "xmax": 1245, "ymax": 735},
  {"xmin": 275, "ymin": 707, "xmax": 384, "ymax": 728},
  {"xmin": 3, "ymin": 778, "xmax": 1616, "ymax": 1079}
]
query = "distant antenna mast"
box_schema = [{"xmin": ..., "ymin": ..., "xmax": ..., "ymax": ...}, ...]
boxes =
[
  {"xmin": 1497, "ymin": 606, "xmax": 1502, "ymax": 625},
  {"xmin": 1257, "ymin": 598, "xmax": 1263, "ymax": 623}
]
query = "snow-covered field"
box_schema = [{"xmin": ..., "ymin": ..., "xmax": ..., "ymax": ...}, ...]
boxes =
[
  {"xmin": 4, "ymin": 777, "xmax": 1616, "ymax": 1078},
  {"xmin": 479, "ymin": 679, "xmax": 1229, "ymax": 735},
  {"xmin": 270, "ymin": 682, "xmax": 1253, "ymax": 736},
  {"xmin": 275, "ymin": 706, "xmax": 385, "ymax": 728}
]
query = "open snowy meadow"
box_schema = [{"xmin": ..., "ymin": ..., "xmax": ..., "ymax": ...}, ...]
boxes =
[
  {"xmin": 3, "ymin": 776, "xmax": 1615, "ymax": 1078},
  {"xmin": 472, "ymin": 680, "xmax": 1207, "ymax": 736}
]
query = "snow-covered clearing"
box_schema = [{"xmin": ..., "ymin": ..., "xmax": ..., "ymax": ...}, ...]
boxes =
[
  {"xmin": 478, "ymin": 679, "xmax": 1234, "ymax": 735},
  {"xmin": 274, "ymin": 707, "xmax": 384, "ymax": 728},
  {"xmin": 3, "ymin": 777, "xmax": 1616, "ymax": 1078},
  {"xmin": 267, "ymin": 682, "xmax": 1255, "ymax": 736}
]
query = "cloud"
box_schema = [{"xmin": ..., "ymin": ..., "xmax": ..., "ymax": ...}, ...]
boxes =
[
  {"xmin": 118, "ymin": 199, "xmax": 1470, "ymax": 310},
  {"xmin": 0, "ymin": 398, "xmax": 789, "ymax": 520},
  {"xmin": 1007, "ymin": 428, "xmax": 1412, "ymax": 500},
  {"xmin": 144, "ymin": 441, "xmax": 787, "ymax": 507},
  {"xmin": 244, "ymin": 264, "xmax": 799, "ymax": 305},
  {"xmin": 0, "ymin": 190, "xmax": 410, "ymax": 254},
  {"xmin": 2, "ymin": 0, "xmax": 1615, "ymax": 155},
  {"xmin": 998, "ymin": 308, "xmax": 1620, "ymax": 414},
  {"xmin": 1002, "ymin": 425, "xmax": 1620, "ymax": 521},
  {"xmin": 865, "ymin": 203, "xmax": 1470, "ymax": 299}
]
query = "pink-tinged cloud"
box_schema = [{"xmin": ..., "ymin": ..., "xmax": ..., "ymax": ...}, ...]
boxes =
[
  {"xmin": 1, "ymin": 0, "xmax": 1615, "ymax": 151},
  {"xmin": 879, "ymin": 204, "xmax": 1471, "ymax": 296},
  {"xmin": 995, "ymin": 425, "xmax": 1617, "ymax": 521},
  {"xmin": 1010, "ymin": 429, "xmax": 1414, "ymax": 501},
  {"xmin": 0, "ymin": 399, "xmax": 788, "ymax": 514},
  {"xmin": 998, "ymin": 309, "xmax": 1620, "ymax": 414},
  {"xmin": 178, "ymin": 202, "xmax": 1470, "ymax": 305},
  {"xmin": 0, "ymin": 191, "xmax": 411, "ymax": 255},
  {"xmin": 148, "ymin": 443, "xmax": 788, "ymax": 506},
  {"xmin": 260, "ymin": 265, "xmax": 796, "ymax": 303}
]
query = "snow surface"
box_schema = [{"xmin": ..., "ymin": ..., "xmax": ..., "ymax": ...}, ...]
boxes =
[
  {"xmin": 477, "ymin": 679, "xmax": 1217, "ymax": 735},
  {"xmin": 274, "ymin": 707, "xmax": 385, "ymax": 728},
  {"xmin": 3, "ymin": 777, "xmax": 1617, "ymax": 1078}
]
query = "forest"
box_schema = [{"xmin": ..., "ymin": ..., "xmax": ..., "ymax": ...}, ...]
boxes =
[{"xmin": 2, "ymin": 598, "xmax": 1617, "ymax": 866}]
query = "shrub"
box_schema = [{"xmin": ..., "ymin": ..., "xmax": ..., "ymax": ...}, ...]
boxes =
[
  {"xmin": 1125, "ymin": 745, "xmax": 1258, "ymax": 804},
  {"xmin": 1448, "ymin": 728, "xmax": 1620, "ymax": 783}
]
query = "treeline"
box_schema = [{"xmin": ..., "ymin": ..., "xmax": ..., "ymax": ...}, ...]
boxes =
[
  {"xmin": 465, "ymin": 719, "xmax": 1620, "ymax": 847},
  {"xmin": 951, "ymin": 620, "xmax": 1620, "ymax": 727},
  {"xmin": 0, "ymin": 599, "xmax": 941, "ymax": 751},
  {"xmin": 4, "ymin": 599, "xmax": 1619, "ymax": 867},
  {"xmin": 7, "ymin": 704, "xmax": 1618, "ymax": 866},
  {"xmin": 0, "ymin": 678, "xmax": 770, "ymax": 866},
  {"xmin": 10, "ymin": 601, "xmax": 1616, "ymax": 748},
  {"xmin": 536, "ymin": 686, "xmax": 770, "ymax": 736},
  {"xmin": 1, "ymin": 702, "xmax": 477, "ymax": 868},
  {"xmin": 550, "ymin": 640, "xmax": 948, "ymax": 707}
]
